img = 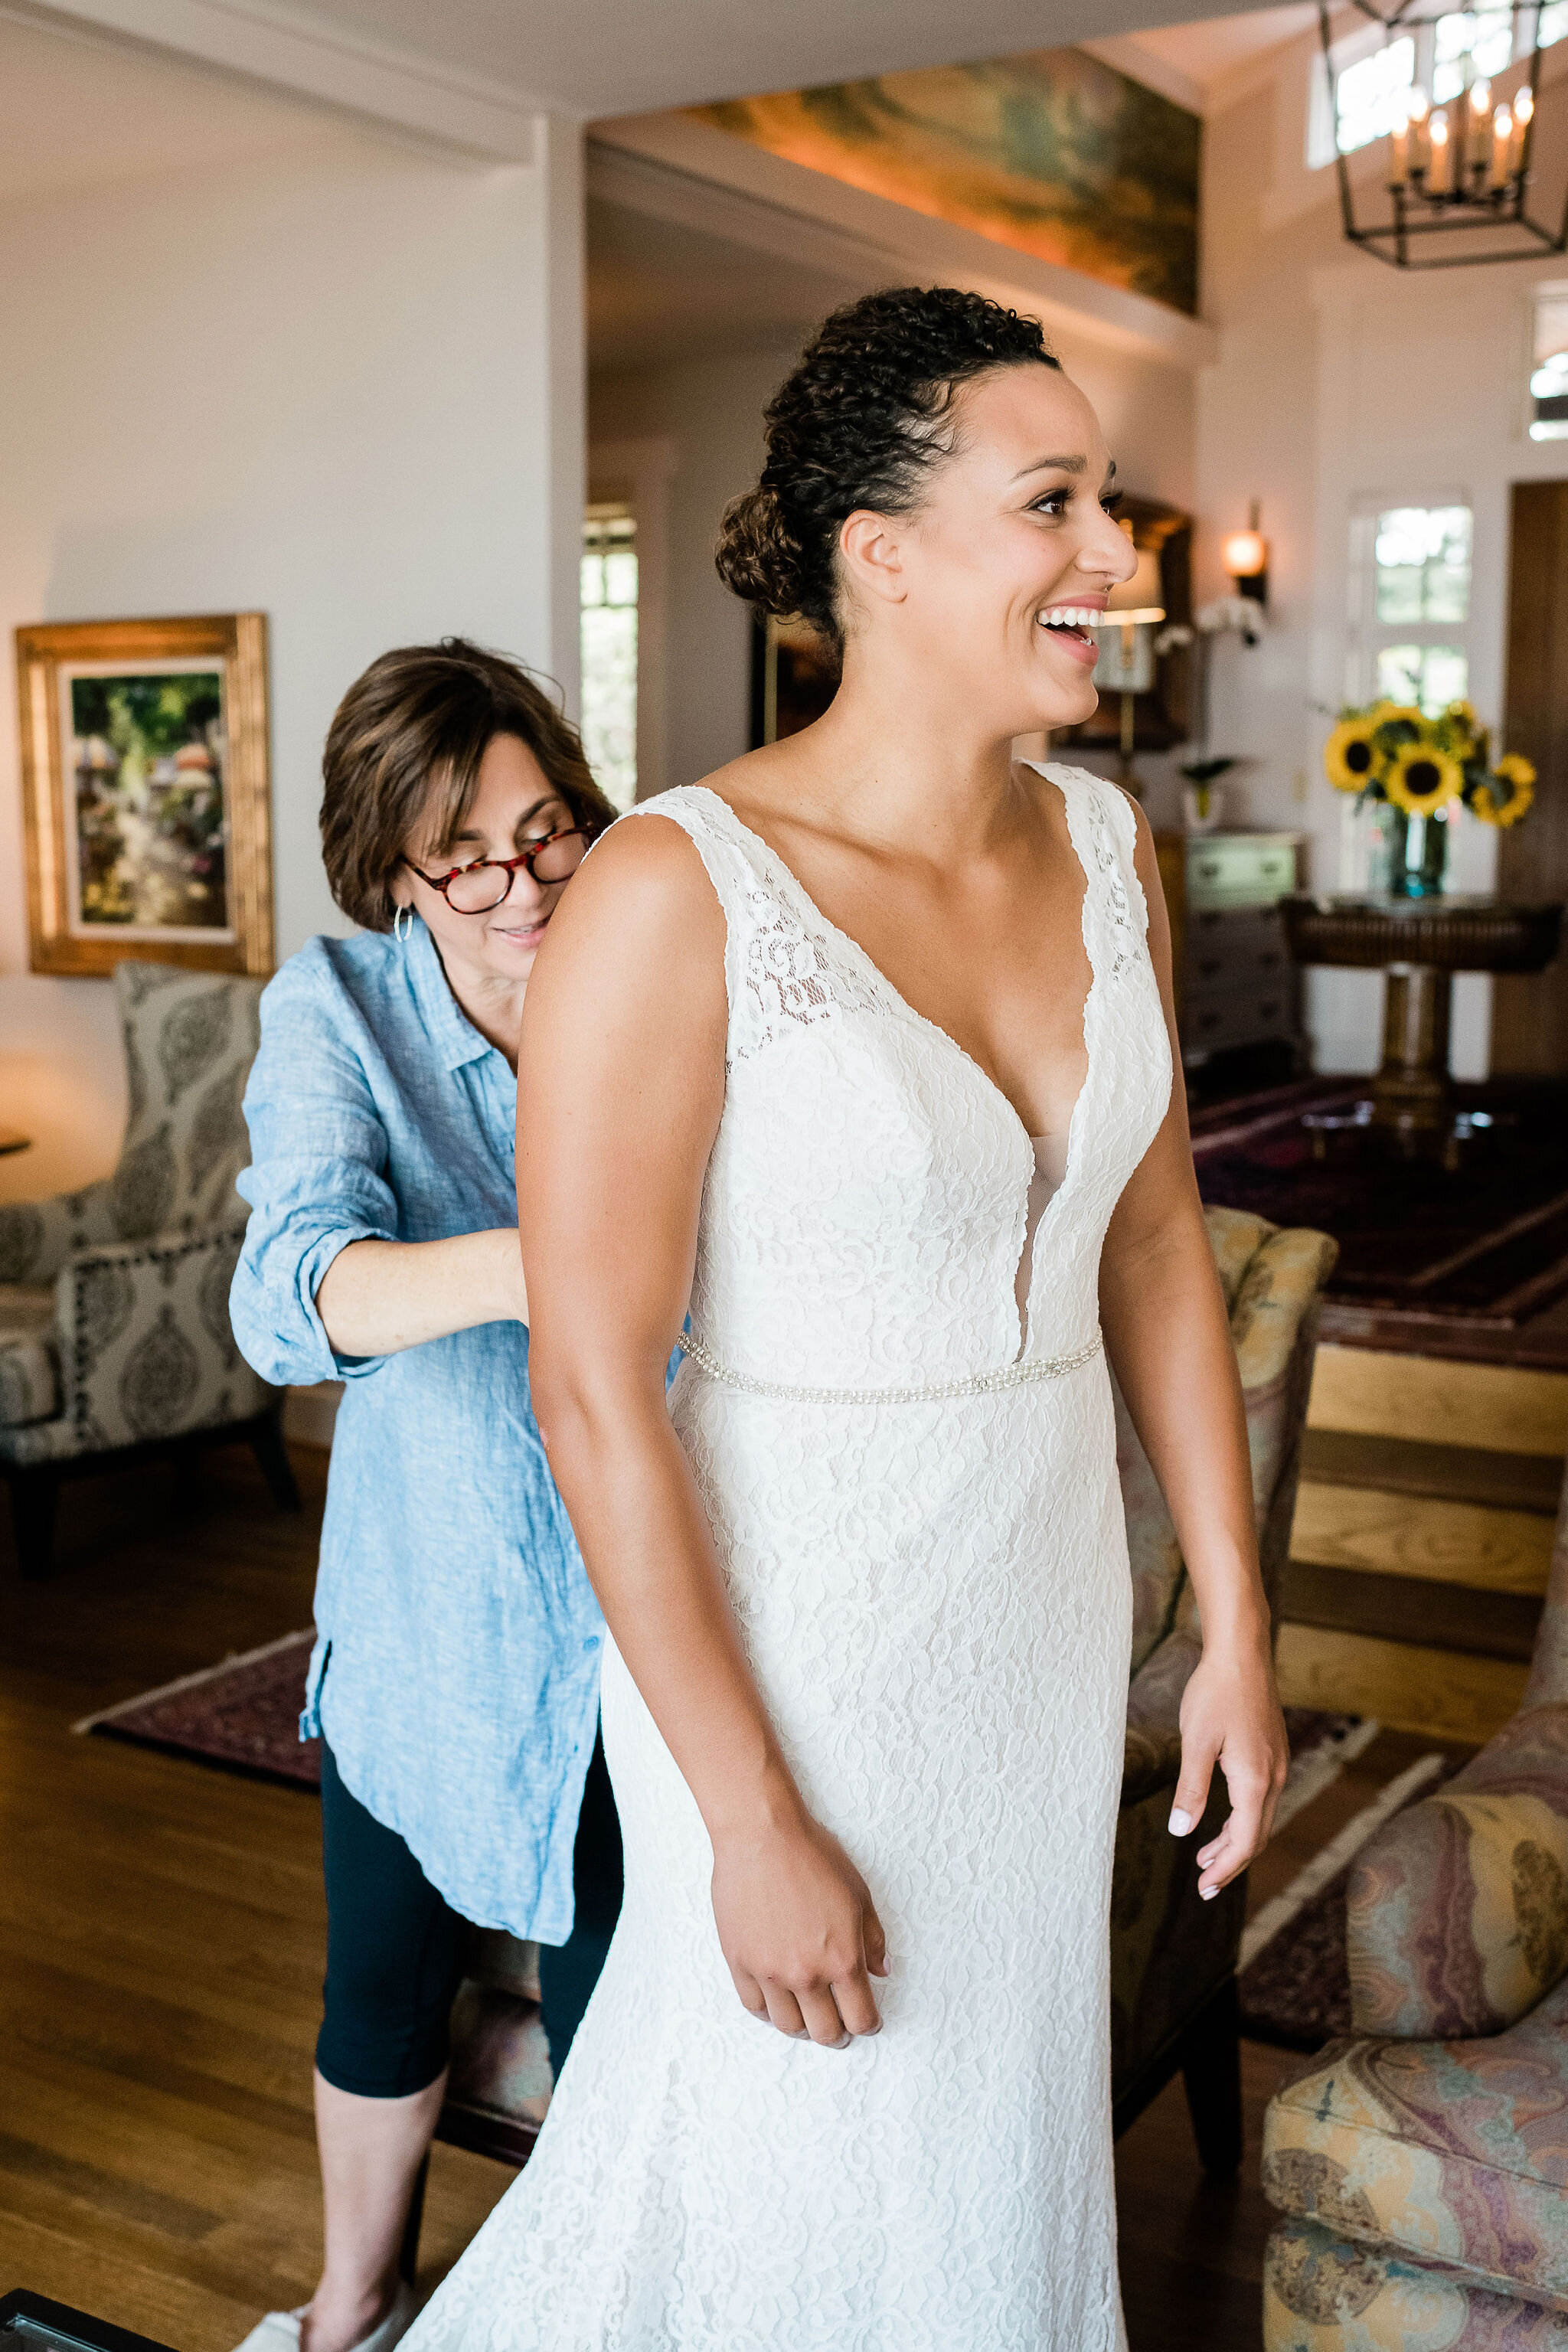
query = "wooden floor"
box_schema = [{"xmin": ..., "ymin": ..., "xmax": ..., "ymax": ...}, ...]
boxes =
[{"xmin": 1, "ymin": 1439, "xmax": 1403, "ymax": 2351}]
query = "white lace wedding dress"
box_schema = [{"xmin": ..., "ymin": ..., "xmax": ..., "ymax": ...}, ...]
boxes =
[{"xmin": 406, "ymin": 765, "xmax": 1171, "ymax": 2351}]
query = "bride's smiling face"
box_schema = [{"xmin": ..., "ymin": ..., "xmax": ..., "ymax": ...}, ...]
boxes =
[{"xmin": 838, "ymin": 364, "xmax": 1137, "ymax": 737}]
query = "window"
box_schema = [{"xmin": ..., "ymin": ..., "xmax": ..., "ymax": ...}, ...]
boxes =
[
  {"xmin": 1530, "ymin": 286, "xmax": 1568, "ymax": 442},
  {"xmin": 1351, "ymin": 501, "xmax": 1473, "ymax": 714},
  {"xmin": 1312, "ymin": 6, "xmax": 1566, "ymax": 169},
  {"xmin": 580, "ymin": 506, "xmax": 638, "ymax": 813}
]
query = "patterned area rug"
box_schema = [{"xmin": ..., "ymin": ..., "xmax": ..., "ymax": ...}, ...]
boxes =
[
  {"xmin": 1191, "ymin": 1076, "xmax": 1568, "ymax": 1325},
  {"xmin": 76, "ymin": 1628, "xmax": 320, "ymax": 1788}
]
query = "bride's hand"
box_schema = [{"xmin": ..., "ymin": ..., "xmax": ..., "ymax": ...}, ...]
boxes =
[
  {"xmin": 1168, "ymin": 1638, "xmax": 1289, "ymax": 1898},
  {"xmin": 711, "ymin": 1809, "xmax": 889, "ymax": 2047}
]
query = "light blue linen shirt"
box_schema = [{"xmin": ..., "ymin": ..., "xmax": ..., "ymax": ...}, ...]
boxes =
[{"xmin": 230, "ymin": 914, "xmax": 603, "ymax": 1941}]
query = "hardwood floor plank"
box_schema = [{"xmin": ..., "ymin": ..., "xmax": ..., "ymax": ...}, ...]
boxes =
[
  {"xmin": 1276, "ymin": 1623, "xmax": 1529, "ymax": 1743},
  {"xmin": 1307, "ymin": 1344, "xmax": 1568, "ymax": 1458},
  {"xmin": 1290, "ymin": 1481, "xmax": 1556, "ymax": 1593}
]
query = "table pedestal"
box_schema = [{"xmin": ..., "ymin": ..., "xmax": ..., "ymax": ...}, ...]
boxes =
[{"xmin": 1375, "ymin": 966, "xmax": 1452, "ymax": 1135}]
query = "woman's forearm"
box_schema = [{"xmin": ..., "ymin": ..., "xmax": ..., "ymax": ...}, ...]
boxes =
[
  {"xmin": 1099, "ymin": 1210, "xmax": 1269, "ymax": 1656},
  {"xmin": 314, "ymin": 1229, "xmax": 527, "ymax": 1359},
  {"xmin": 532, "ymin": 1357, "xmax": 803, "ymax": 1840}
]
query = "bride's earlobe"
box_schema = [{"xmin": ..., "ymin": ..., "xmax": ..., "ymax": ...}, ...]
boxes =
[{"xmin": 839, "ymin": 511, "xmax": 907, "ymax": 607}]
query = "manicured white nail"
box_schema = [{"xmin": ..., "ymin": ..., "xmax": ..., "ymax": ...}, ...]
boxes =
[
  {"xmin": 1168, "ymin": 1808, "xmax": 1193, "ymax": 1836},
  {"xmin": 1200, "ymin": 1883, "xmax": 1218, "ymax": 1901}
]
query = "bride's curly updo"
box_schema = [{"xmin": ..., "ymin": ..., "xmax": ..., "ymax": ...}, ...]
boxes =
[{"xmin": 714, "ymin": 286, "xmax": 1060, "ymax": 649}]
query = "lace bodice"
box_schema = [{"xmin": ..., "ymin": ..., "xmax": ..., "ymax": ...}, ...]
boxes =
[{"xmin": 636, "ymin": 767, "xmax": 1171, "ymax": 1390}]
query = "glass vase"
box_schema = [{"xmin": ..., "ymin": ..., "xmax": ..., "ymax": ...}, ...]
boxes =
[{"xmin": 1384, "ymin": 805, "xmax": 1448, "ymax": 899}]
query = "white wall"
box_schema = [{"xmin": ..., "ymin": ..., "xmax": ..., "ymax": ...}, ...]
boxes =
[
  {"xmin": 0, "ymin": 56, "xmax": 581, "ymax": 1200},
  {"xmin": 590, "ymin": 326, "xmax": 1196, "ymax": 801},
  {"xmin": 1197, "ymin": 30, "xmax": 1568, "ymax": 1075}
]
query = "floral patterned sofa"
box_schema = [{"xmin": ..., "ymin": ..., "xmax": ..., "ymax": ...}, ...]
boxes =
[
  {"xmin": 1261, "ymin": 1458, "xmax": 1568, "ymax": 2349},
  {"xmin": 0, "ymin": 961, "xmax": 294, "ymax": 1579},
  {"xmin": 408, "ymin": 1203, "xmax": 1339, "ymax": 2202}
]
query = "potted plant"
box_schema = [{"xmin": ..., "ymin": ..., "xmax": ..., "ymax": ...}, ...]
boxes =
[{"xmin": 1322, "ymin": 698, "xmax": 1534, "ymax": 897}]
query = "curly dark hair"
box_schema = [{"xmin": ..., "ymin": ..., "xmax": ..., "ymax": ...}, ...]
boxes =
[
  {"xmin": 320, "ymin": 638, "xmax": 615, "ymax": 933},
  {"xmin": 714, "ymin": 286, "xmax": 1060, "ymax": 649}
]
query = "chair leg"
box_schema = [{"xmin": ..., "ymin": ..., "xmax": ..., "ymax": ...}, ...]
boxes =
[
  {"xmin": 250, "ymin": 1404, "xmax": 301, "ymax": 1511},
  {"xmin": 1181, "ymin": 1976, "xmax": 1244, "ymax": 2176},
  {"xmin": 398, "ymin": 2151, "xmax": 430, "ymax": 2286},
  {"xmin": 8, "ymin": 1468, "xmax": 60, "ymax": 1582}
]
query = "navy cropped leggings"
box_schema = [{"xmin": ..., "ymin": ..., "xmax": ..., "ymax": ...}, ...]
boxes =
[{"xmin": 315, "ymin": 1730, "xmax": 622, "ymax": 2098}]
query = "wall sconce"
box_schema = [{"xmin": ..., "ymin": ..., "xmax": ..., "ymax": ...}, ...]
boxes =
[{"xmin": 1221, "ymin": 501, "xmax": 1269, "ymax": 607}]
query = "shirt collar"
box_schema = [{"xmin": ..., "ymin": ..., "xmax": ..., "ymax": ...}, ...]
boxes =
[{"xmin": 404, "ymin": 913, "xmax": 504, "ymax": 1074}]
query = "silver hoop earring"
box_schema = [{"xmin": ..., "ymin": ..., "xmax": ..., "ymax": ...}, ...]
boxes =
[{"xmin": 394, "ymin": 905, "xmax": 412, "ymax": 943}]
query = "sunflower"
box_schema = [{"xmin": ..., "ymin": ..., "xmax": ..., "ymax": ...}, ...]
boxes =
[
  {"xmin": 1384, "ymin": 740, "xmax": 1463, "ymax": 816},
  {"xmin": 1324, "ymin": 715, "xmax": 1384, "ymax": 793},
  {"xmin": 1472, "ymin": 754, "xmax": 1537, "ymax": 827}
]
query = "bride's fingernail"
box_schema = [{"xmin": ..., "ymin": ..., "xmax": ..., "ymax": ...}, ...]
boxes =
[
  {"xmin": 1168, "ymin": 1808, "xmax": 1192, "ymax": 1836},
  {"xmin": 1200, "ymin": 1883, "xmax": 1218, "ymax": 1901}
]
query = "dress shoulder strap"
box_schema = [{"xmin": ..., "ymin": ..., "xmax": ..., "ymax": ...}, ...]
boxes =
[
  {"xmin": 1040, "ymin": 763, "xmax": 1150, "ymax": 980},
  {"xmin": 616, "ymin": 785, "xmax": 877, "ymax": 1068}
]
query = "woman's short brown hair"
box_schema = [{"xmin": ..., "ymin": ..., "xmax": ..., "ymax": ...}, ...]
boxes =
[{"xmin": 320, "ymin": 638, "xmax": 617, "ymax": 933}]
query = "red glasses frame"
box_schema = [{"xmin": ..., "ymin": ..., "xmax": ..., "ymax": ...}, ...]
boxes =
[{"xmin": 400, "ymin": 825, "xmax": 599, "ymax": 913}]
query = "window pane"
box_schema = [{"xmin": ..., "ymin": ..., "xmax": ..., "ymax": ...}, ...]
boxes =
[
  {"xmin": 1377, "ymin": 643, "xmax": 1468, "ymax": 714},
  {"xmin": 1374, "ymin": 505, "xmax": 1472, "ymax": 623},
  {"xmin": 1531, "ymin": 292, "xmax": 1568, "ymax": 441},
  {"xmin": 1544, "ymin": 2, "xmax": 1568, "ymax": 48},
  {"xmin": 1336, "ymin": 34, "xmax": 1415, "ymax": 154},
  {"xmin": 581, "ymin": 507, "xmax": 638, "ymax": 812}
]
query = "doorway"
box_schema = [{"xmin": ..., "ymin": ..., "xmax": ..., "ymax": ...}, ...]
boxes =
[{"xmin": 1492, "ymin": 479, "xmax": 1568, "ymax": 1074}]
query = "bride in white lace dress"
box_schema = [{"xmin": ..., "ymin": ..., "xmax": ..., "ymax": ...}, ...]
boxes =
[{"xmin": 404, "ymin": 289, "xmax": 1287, "ymax": 2351}]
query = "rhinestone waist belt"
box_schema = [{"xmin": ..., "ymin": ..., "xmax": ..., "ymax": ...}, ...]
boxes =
[{"xmin": 674, "ymin": 1328, "xmax": 1102, "ymax": 1405}]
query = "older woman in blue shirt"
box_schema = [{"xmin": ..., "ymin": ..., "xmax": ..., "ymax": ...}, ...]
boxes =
[{"xmin": 229, "ymin": 641, "xmax": 618, "ymax": 2352}]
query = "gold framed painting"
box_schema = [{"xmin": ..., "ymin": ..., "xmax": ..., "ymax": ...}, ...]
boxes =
[{"xmin": 15, "ymin": 612, "xmax": 273, "ymax": 977}]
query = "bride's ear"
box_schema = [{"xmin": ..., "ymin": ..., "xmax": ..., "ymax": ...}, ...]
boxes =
[{"xmin": 838, "ymin": 510, "xmax": 907, "ymax": 612}]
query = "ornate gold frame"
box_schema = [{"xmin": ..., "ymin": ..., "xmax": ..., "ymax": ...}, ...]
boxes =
[{"xmin": 15, "ymin": 612, "xmax": 274, "ymax": 977}]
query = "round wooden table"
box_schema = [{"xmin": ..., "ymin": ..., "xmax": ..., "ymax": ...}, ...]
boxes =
[{"xmin": 1279, "ymin": 894, "xmax": 1564, "ymax": 1148}]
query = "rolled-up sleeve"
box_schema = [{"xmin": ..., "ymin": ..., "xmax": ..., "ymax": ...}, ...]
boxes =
[{"xmin": 230, "ymin": 949, "xmax": 399, "ymax": 1387}]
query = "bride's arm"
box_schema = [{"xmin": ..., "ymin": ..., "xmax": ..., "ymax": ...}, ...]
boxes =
[
  {"xmin": 1098, "ymin": 802, "xmax": 1289, "ymax": 1899},
  {"xmin": 517, "ymin": 815, "xmax": 887, "ymax": 2047}
]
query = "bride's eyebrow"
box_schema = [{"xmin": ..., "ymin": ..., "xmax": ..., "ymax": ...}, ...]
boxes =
[{"xmin": 1010, "ymin": 453, "xmax": 1088, "ymax": 482}]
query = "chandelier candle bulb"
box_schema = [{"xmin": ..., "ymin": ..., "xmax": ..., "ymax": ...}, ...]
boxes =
[
  {"xmin": 1429, "ymin": 107, "xmax": 1451, "ymax": 193},
  {"xmin": 1513, "ymin": 84, "xmax": 1534, "ymax": 175},
  {"xmin": 1491, "ymin": 105, "xmax": 1513, "ymax": 188}
]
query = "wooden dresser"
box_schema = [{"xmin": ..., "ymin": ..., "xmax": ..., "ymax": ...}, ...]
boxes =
[{"xmin": 1154, "ymin": 829, "xmax": 1307, "ymax": 1067}]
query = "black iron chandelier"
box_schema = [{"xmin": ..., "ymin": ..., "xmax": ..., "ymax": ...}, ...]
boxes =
[{"xmin": 1319, "ymin": 2, "xmax": 1567, "ymax": 266}]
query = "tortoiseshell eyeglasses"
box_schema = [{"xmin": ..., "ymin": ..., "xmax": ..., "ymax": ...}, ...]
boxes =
[{"xmin": 400, "ymin": 826, "xmax": 597, "ymax": 914}]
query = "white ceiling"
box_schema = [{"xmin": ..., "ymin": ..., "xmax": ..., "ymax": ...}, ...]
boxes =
[
  {"xmin": 21, "ymin": 0, "xmax": 1318, "ymax": 132},
  {"xmin": 1092, "ymin": 5, "xmax": 1318, "ymax": 113}
]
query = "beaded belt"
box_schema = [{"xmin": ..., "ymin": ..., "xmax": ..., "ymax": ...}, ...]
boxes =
[{"xmin": 673, "ymin": 1328, "xmax": 1102, "ymax": 1405}]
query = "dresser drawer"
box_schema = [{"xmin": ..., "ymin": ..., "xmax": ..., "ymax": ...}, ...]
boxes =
[
  {"xmin": 1183, "ymin": 983, "xmax": 1299, "ymax": 1054},
  {"xmin": 1184, "ymin": 909, "xmax": 1292, "ymax": 995},
  {"xmin": 1187, "ymin": 837, "xmax": 1299, "ymax": 910}
]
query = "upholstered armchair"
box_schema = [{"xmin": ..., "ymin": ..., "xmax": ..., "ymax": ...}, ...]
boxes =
[
  {"xmin": 1261, "ymin": 1462, "xmax": 1568, "ymax": 2349},
  {"xmin": 0, "ymin": 961, "xmax": 294, "ymax": 1579},
  {"xmin": 395, "ymin": 1202, "xmax": 1338, "ymax": 2239}
]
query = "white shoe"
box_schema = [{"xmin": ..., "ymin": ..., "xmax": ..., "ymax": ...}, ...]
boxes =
[{"xmin": 232, "ymin": 2283, "xmax": 416, "ymax": 2352}]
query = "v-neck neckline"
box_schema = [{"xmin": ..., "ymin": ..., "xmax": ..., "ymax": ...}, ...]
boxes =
[{"xmin": 680, "ymin": 772, "xmax": 1102, "ymax": 1320}]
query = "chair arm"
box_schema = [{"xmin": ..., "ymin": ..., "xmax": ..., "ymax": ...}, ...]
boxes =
[
  {"xmin": 54, "ymin": 1223, "xmax": 272, "ymax": 1452},
  {"xmin": 0, "ymin": 1178, "xmax": 122, "ymax": 1289},
  {"xmin": 1347, "ymin": 1703, "xmax": 1568, "ymax": 2038}
]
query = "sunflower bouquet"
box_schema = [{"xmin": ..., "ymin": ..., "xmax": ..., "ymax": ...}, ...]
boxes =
[{"xmin": 1323, "ymin": 699, "xmax": 1535, "ymax": 828}]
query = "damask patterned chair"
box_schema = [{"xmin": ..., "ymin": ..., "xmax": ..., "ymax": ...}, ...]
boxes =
[
  {"xmin": 1260, "ymin": 1462, "xmax": 1568, "ymax": 2350},
  {"xmin": 0, "ymin": 961, "xmax": 295, "ymax": 1579},
  {"xmin": 394, "ymin": 1201, "xmax": 1338, "ymax": 2245}
]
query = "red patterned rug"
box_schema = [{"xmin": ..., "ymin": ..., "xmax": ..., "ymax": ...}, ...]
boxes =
[
  {"xmin": 76, "ymin": 1628, "xmax": 320, "ymax": 1789},
  {"xmin": 1191, "ymin": 1076, "xmax": 1568, "ymax": 1331}
]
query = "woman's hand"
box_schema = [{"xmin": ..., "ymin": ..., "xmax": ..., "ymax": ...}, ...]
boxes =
[
  {"xmin": 1168, "ymin": 1638, "xmax": 1289, "ymax": 1898},
  {"xmin": 711, "ymin": 1802, "xmax": 889, "ymax": 2048}
]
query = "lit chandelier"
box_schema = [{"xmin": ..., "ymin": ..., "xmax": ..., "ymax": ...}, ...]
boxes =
[{"xmin": 1319, "ymin": 2, "xmax": 1567, "ymax": 267}]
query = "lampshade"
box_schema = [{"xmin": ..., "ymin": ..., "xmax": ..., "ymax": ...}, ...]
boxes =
[
  {"xmin": 1222, "ymin": 528, "xmax": 1268, "ymax": 579},
  {"xmin": 1100, "ymin": 547, "xmax": 1165, "ymax": 627}
]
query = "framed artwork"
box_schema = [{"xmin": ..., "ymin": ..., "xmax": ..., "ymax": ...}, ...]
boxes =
[
  {"xmin": 750, "ymin": 612, "xmax": 841, "ymax": 747},
  {"xmin": 691, "ymin": 47, "xmax": 1200, "ymax": 318},
  {"xmin": 15, "ymin": 613, "xmax": 273, "ymax": 977}
]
